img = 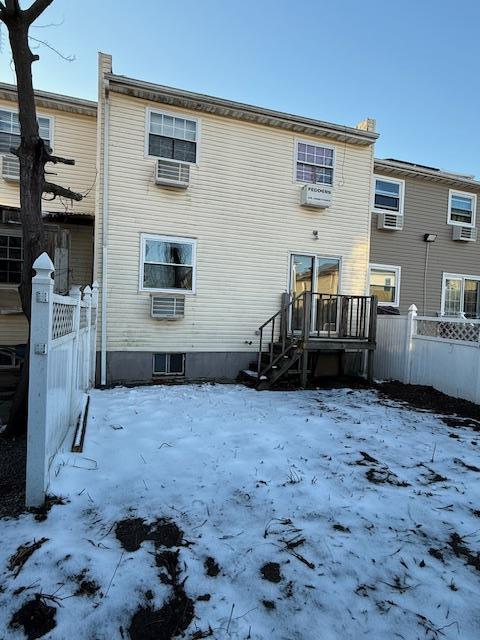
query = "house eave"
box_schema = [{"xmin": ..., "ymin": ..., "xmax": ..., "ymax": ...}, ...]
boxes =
[
  {"xmin": 374, "ymin": 159, "xmax": 480, "ymax": 191},
  {"xmin": 106, "ymin": 74, "xmax": 378, "ymax": 146},
  {"xmin": 0, "ymin": 83, "xmax": 97, "ymax": 118}
]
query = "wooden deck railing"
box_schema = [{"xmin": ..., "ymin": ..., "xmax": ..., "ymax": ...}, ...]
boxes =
[{"xmin": 257, "ymin": 291, "xmax": 377, "ymax": 377}]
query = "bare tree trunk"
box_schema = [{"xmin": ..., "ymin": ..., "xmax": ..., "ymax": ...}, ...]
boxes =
[{"xmin": 0, "ymin": 0, "xmax": 83, "ymax": 438}]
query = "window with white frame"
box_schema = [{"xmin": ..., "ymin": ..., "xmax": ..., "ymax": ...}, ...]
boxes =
[
  {"xmin": 373, "ymin": 176, "xmax": 404, "ymax": 214},
  {"xmin": 0, "ymin": 233, "xmax": 23, "ymax": 284},
  {"xmin": 153, "ymin": 353, "xmax": 185, "ymax": 376},
  {"xmin": 140, "ymin": 234, "xmax": 196, "ymax": 292},
  {"xmin": 447, "ymin": 190, "xmax": 476, "ymax": 227},
  {"xmin": 369, "ymin": 264, "xmax": 401, "ymax": 306},
  {"xmin": 147, "ymin": 110, "xmax": 198, "ymax": 163},
  {"xmin": 442, "ymin": 274, "xmax": 480, "ymax": 318},
  {"xmin": 295, "ymin": 141, "xmax": 334, "ymax": 185},
  {"xmin": 0, "ymin": 108, "xmax": 52, "ymax": 155}
]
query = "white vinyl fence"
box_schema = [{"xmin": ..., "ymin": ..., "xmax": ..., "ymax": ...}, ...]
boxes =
[
  {"xmin": 374, "ymin": 304, "xmax": 480, "ymax": 404},
  {"xmin": 26, "ymin": 253, "xmax": 98, "ymax": 506}
]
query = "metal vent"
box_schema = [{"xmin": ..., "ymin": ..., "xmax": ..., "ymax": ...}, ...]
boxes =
[
  {"xmin": 377, "ymin": 211, "xmax": 403, "ymax": 230},
  {"xmin": 452, "ymin": 225, "xmax": 477, "ymax": 242},
  {"xmin": 151, "ymin": 295, "xmax": 185, "ymax": 320},
  {"xmin": 155, "ymin": 159, "xmax": 190, "ymax": 188},
  {"xmin": 2, "ymin": 155, "xmax": 20, "ymax": 182}
]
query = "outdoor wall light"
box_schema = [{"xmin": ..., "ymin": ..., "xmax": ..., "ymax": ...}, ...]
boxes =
[
  {"xmin": 313, "ymin": 230, "xmax": 319, "ymax": 239},
  {"xmin": 423, "ymin": 233, "xmax": 437, "ymax": 242}
]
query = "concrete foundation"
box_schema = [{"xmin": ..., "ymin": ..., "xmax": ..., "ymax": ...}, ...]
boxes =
[{"xmin": 96, "ymin": 351, "xmax": 256, "ymax": 386}]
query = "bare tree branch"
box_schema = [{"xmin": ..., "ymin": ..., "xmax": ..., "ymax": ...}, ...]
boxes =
[
  {"xmin": 28, "ymin": 35, "xmax": 74, "ymax": 61},
  {"xmin": 46, "ymin": 153, "xmax": 75, "ymax": 166},
  {"xmin": 43, "ymin": 181, "xmax": 83, "ymax": 201},
  {"xmin": 31, "ymin": 16, "xmax": 64, "ymax": 28},
  {"xmin": 24, "ymin": 0, "xmax": 54, "ymax": 25}
]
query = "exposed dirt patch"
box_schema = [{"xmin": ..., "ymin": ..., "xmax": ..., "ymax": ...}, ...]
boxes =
[
  {"xmin": 8, "ymin": 537, "xmax": 48, "ymax": 578},
  {"xmin": 448, "ymin": 533, "xmax": 480, "ymax": 572},
  {"xmin": 333, "ymin": 524, "xmax": 350, "ymax": 533},
  {"xmin": 419, "ymin": 467, "xmax": 448, "ymax": 484},
  {"xmin": 377, "ymin": 381, "xmax": 480, "ymax": 427},
  {"xmin": 128, "ymin": 592, "xmax": 194, "ymax": 640},
  {"xmin": 0, "ymin": 435, "xmax": 26, "ymax": 519},
  {"xmin": 116, "ymin": 517, "xmax": 184, "ymax": 552},
  {"xmin": 156, "ymin": 550, "xmax": 180, "ymax": 586},
  {"xmin": 149, "ymin": 518, "xmax": 184, "ymax": 548},
  {"xmin": 260, "ymin": 562, "xmax": 282, "ymax": 583},
  {"xmin": 30, "ymin": 495, "xmax": 66, "ymax": 522},
  {"xmin": 365, "ymin": 467, "xmax": 409, "ymax": 487},
  {"xmin": 115, "ymin": 517, "xmax": 151, "ymax": 552},
  {"xmin": 356, "ymin": 451, "xmax": 379, "ymax": 465},
  {"xmin": 204, "ymin": 556, "xmax": 220, "ymax": 577},
  {"xmin": 428, "ymin": 548, "xmax": 444, "ymax": 562},
  {"xmin": 73, "ymin": 571, "xmax": 100, "ymax": 597},
  {"xmin": 262, "ymin": 599, "xmax": 276, "ymax": 609},
  {"xmin": 127, "ymin": 517, "xmax": 195, "ymax": 639},
  {"xmin": 197, "ymin": 593, "xmax": 210, "ymax": 602},
  {"xmin": 9, "ymin": 596, "xmax": 56, "ymax": 639},
  {"xmin": 453, "ymin": 458, "xmax": 480, "ymax": 473}
]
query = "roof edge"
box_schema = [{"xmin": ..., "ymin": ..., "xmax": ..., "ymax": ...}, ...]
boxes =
[
  {"xmin": 0, "ymin": 82, "xmax": 97, "ymax": 117},
  {"xmin": 374, "ymin": 158, "xmax": 480, "ymax": 190},
  {"xmin": 107, "ymin": 73, "xmax": 379, "ymax": 146}
]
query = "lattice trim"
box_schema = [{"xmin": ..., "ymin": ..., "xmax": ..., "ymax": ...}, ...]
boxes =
[
  {"xmin": 416, "ymin": 319, "xmax": 480, "ymax": 342},
  {"xmin": 52, "ymin": 302, "xmax": 75, "ymax": 340}
]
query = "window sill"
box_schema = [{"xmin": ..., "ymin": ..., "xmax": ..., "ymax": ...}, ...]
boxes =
[
  {"xmin": 372, "ymin": 208, "xmax": 403, "ymax": 216},
  {"xmin": 447, "ymin": 221, "xmax": 475, "ymax": 229},
  {"xmin": 140, "ymin": 288, "xmax": 196, "ymax": 295},
  {"xmin": 146, "ymin": 154, "xmax": 198, "ymax": 167}
]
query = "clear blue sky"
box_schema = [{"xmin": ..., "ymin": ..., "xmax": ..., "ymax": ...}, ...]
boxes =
[{"xmin": 1, "ymin": 0, "xmax": 479, "ymax": 175}]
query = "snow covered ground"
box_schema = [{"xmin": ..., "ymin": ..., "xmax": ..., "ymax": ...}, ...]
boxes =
[{"xmin": 1, "ymin": 384, "xmax": 480, "ymax": 639}]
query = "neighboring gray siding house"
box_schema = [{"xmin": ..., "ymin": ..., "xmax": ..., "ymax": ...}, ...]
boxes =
[{"xmin": 369, "ymin": 158, "xmax": 480, "ymax": 317}]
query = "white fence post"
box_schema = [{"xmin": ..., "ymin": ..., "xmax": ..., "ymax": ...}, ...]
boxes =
[
  {"xmin": 69, "ymin": 285, "xmax": 82, "ymax": 423},
  {"xmin": 26, "ymin": 253, "xmax": 54, "ymax": 507},
  {"xmin": 91, "ymin": 281, "xmax": 99, "ymax": 386},
  {"xmin": 403, "ymin": 304, "xmax": 417, "ymax": 384},
  {"xmin": 83, "ymin": 285, "xmax": 92, "ymax": 393}
]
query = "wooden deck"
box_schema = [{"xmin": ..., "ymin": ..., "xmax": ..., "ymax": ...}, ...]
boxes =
[{"xmin": 256, "ymin": 292, "xmax": 377, "ymax": 389}]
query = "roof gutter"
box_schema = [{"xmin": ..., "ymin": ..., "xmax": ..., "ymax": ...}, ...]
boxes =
[
  {"xmin": 100, "ymin": 76, "xmax": 110, "ymax": 386},
  {"xmin": 106, "ymin": 73, "xmax": 378, "ymax": 147},
  {"xmin": 374, "ymin": 159, "xmax": 480, "ymax": 190}
]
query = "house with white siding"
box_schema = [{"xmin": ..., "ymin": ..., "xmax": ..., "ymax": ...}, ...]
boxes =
[
  {"xmin": 0, "ymin": 83, "xmax": 97, "ymax": 365},
  {"xmin": 95, "ymin": 53, "xmax": 379, "ymax": 386}
]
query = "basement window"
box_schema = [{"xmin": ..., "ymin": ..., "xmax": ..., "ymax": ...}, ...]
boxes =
[{"xmin": 153, "ymin": 353, "xmax": 185, "ymax": 376}]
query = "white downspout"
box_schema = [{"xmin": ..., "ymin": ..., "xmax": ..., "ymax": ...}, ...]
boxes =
[{"xmin": 100, "ymin": 77, "xmax": 110, "ymax": 385}]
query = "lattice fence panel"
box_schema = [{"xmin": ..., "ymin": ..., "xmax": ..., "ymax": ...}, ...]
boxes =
[
  {"xmin": 52, "ymin": 302, "xmax": 75, "ymax": 340},
  {"xmin": 416, "ymin": 319, "xmax": 480, "ymax": 342}
]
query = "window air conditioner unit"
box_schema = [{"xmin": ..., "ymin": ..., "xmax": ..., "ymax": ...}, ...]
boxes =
[
  {"xmin": 2, "ymin": 155, "xmax": 20, "ymax": 182},
  {"xmin": 300, "ymin": 184, "xmax": 332, "ymax": 208},
  {"xmin": 452, "ymin": 225, "xmax": 477, "ymax": 242},
  {"xmin": 155, "ymin": 159, "xmax": 190, "ymax": 188},
  {"xmin": 377, "ymin": 211, "xmax": 403, "ymax": 231},
  {"xmin": 151, "ymin": 295, "xmax": 185, "ymax": 320}
]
